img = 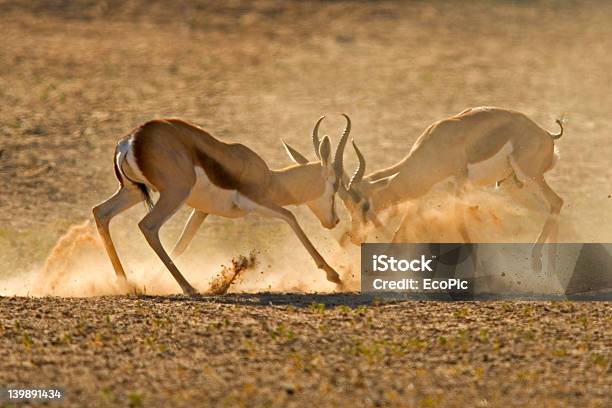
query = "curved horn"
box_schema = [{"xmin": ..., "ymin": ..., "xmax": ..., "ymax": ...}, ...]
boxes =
[
  {"xmin": 333, "ymin": 114, "xmax": 351, "ymax": 183},
  {"xmin": 312, "ymin": 116, "xmax": 325, "ymax": 158},
  {"xmin": 347, "ymin": 140, "xmax": 366, "ymax": 190}
]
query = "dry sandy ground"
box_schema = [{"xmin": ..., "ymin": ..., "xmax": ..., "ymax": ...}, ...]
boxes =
[
  {"xmin": 0, "ymin": 296, "xmax": 610, "ymax": 407},
  {"xmin": 1, "ymin": 1, "xmax": 611, "ymax": 406}
]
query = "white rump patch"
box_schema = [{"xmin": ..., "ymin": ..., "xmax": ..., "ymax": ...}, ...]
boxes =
[
  {"xmin": 124, "ymin": 137, "xmax": 148, "ymax": 183},
  {"xmin": 115, "ymin": 136, "xmax": 148, "ymax": 184},
  {"xmin": 115, "ymin": 140, "xmax": 129, "ymax": 176}
]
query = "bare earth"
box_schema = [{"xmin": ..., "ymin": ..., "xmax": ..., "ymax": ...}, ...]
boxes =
[
  {"xmin": 1, "ymin": 296, "xmax": 610, "ymax": 407},
  {"xmin": 0, "ymin": 1, "xmax": 611, "ymax": 406}
]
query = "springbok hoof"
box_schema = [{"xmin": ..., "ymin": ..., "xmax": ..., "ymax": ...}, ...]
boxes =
[
  {"xmin": 334, "ymin": 281, "xmax": 347, "ymax": 292},
  {"xmin": 115, "ymin": 277, "xmax": 132, "ymax": 292},
  {"xmin": 338, "ymin": 231, "xmax": 352, "ymax": 248},
  {"xmin": 326, "ymin": 271, "xmax": 342, "ymax": 285},
  {"xmin": 182, "ymin": 285, "xmax": 199, "ymax": 297}
]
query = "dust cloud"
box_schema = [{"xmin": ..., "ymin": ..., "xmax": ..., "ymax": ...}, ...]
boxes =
[
  {"xmin": 0, "ymin": 217, "xmax": 354, "ymax": 297},
  {"xmin": 350, "ymin": 183, "xmax": 578, "ymax": 245},
  {"xmin": 0, "ymin": 183, "xmax": 578, "ymax": 298},
  {"xmin": 0, "ymin": 221, "xmax": 261, "ymax": 297}
]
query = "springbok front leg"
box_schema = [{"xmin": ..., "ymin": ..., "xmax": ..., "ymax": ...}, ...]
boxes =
[
  {"xmin": 92, "ymin": 186, "xmax": 143, "ymax": 284},
  {"xmin": 392, "ymin": 201, "xmax": 428, "ymax": 243},
  {"xmin": 169, "ymin": 209, "xmax": 208, "ymax": 258},
  {"xmin": 530, "ymin": 176, "xmax": 563, "ymax": 272},
  {"xmin": 275, "ymin": 206, "xmax": 342, "ymax": 285},
  {"xmin": 392, "ymin": 212, "xmax": 409, "ymax": 243},
  {"xmin": 453, "ymin": 172, "xmax": 479, "ymax": 274},
  {"xmin": 138, "ymin": 188, "xmax": 198, "ymax": 295},
  {"xmin": 239, "ymin": 198, "xmax": 342, "ymax": 285}
]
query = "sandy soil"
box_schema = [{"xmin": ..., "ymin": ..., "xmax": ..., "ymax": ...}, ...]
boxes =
[
  {"xmin": 0, "ymin": 296, "xmax": 610, "ymax": 407},
  {"xmin": 0, "ymin": 1, "xmax": 611, "ymax": 406}
]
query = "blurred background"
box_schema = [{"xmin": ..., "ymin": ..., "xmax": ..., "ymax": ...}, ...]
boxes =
[{"xmin": 1, "ymin": 0, "xmax": 611, "ymax": 280}]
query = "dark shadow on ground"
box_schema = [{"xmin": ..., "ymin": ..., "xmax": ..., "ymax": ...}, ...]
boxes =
[
  {"xmin": 129, "ymin": 289, "xmax": 612, "ymax": 308},
  {"xmin": 135, "ymin": 292, "xmax": 384, "ymax": 308}
]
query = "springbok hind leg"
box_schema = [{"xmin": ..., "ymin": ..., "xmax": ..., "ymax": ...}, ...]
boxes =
[
  {"xmin": 92, "ymin": 186, "xmax": 143, "ymax": 286},
  {"xmin": 454, "ymin": 173, "xmax": 473, "ymax": 244},
  {"xmin": 138, "ymin": 189, "xmax": 198, "ymax": 295},
  {"xmin": 530, "ymin": 176, "xmax": 563, "ymax": 272},
  {"xmin": 149, "ymin": 209, "xmax": 208, "ymax": 288},
  {"xmin": 454, "ymin": 172, "xmax": 478, "ymax": 273}
]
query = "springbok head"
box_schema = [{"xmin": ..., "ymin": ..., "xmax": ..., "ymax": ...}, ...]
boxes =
[
  {"xmin": 340, "ymin": 140, "xmax": 390, "ymax": 243},
  {"xmin": 282, "ymin": 114, "xmax": 350, "ymax": 229}
]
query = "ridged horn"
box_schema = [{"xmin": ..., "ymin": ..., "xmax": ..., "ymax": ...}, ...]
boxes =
[
  {"xmin": 312, "ymin": 116, "xmax": 325, "ymax": 158},
  {"xmin": 347, "ymin": 140, "xmax": 365, "ymax": 190},
  {"xmin": 333, "ymin": 114, "xmax": 351, "ymax": 187}
]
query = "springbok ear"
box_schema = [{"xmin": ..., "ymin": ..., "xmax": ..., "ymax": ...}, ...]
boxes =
[
  {"xmin": 281, "ymin": 140, "xmax": 309, "ymax": 164},
  {"xmin": 319, "ymin": 135, "xmax": 332, "ymax": 167},
  {"xmin": 371, "ymin": 176, "xmax": 393, "ymax": 191}
]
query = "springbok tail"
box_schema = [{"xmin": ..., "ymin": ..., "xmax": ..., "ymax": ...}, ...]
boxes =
[
  {"xmin": 550, "ymin": 118, "xmax": 564, "ymax": 140},
  {"xmin": 134, "ymin": 182, "xmax": 154, "ymax": 212}
]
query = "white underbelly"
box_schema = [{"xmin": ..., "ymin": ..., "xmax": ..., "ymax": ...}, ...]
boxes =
[
  {"xmin": 186, "ymin": 167, "xmax": 246, "ymax": 218},
  {"xmin": 467, "ymin": 142, "xmax": 514, "ymax": 185}
]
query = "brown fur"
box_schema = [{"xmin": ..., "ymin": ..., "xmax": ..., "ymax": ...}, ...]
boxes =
[
  {"xmin": 94, "ymin": 117, "xmax": 349, "ymax": 294},
  {"xmin": 131, "ymin": 119, "xmax": 288, "ymax": 199}
]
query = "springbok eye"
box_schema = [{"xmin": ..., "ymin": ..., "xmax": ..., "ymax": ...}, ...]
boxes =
[{"xmin": 362, "ymin": 201, "xmax": 370, "ymax": 213}]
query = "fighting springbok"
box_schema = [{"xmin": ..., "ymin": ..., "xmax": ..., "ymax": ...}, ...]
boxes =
[
  {"xmin": 286, "ymin": 107, "xmax": 564, "ymax": 270},
  {"xmin": 93, "ymin": 116, "xmax": 350, "ymax": 295}
]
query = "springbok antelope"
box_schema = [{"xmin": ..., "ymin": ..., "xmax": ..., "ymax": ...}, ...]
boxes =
[
  {"xmin": 287, "ymin": 107, "xmax": 564, "ymax": 271},
  {"xmin": 93, "ymin": 116, "xmax": 350, "ymax": 295}
]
